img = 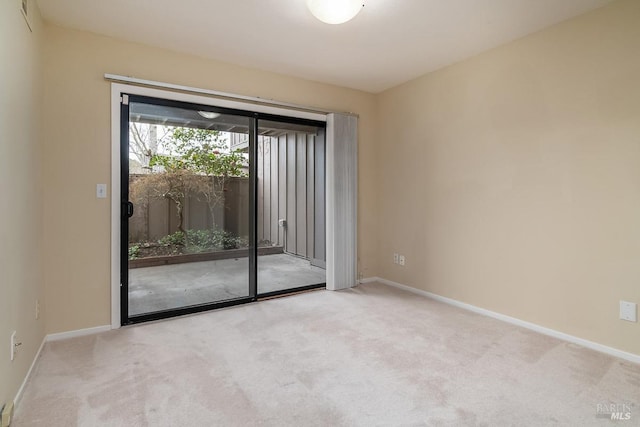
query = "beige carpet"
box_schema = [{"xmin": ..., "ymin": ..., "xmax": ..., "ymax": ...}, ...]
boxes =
[{"xmin": 13, "ymin": 282, "xmax": 639, "ymax": 426}]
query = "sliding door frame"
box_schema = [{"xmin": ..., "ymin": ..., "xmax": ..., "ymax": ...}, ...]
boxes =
[{"xmin": 112, "ymin": 85, "xmax": 329, "ymax": 326}]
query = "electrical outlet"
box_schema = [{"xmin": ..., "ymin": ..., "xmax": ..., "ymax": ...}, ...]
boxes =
[
  {"xmin": 35, "ymin": 299, "xmax": 40, "ymax": 320},
  {"xmin": 399, "ymin": 255, "xmax": 405, "ymax": 266},
  {"xmin": 393, "ymin": 253, "xmax": 399, "ymax": 264},
  {"xmin": 620, "ymin": 301, "xmax": 637, "ymax": 322},
  {"xmin": 10, "ymin": 331, "xmax": 16, "ymax": 361},
  {"xmin": 10, "ymin": 332, "xmax": 21, "ymax": 362}
]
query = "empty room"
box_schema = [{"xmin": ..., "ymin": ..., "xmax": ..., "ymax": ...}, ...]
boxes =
[{"xmin": 1, "ymin": 0, "xmax": 639, "ymax": 425}]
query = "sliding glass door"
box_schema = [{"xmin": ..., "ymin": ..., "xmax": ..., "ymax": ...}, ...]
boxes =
[
  {"xmin": 256, "ymin": 120, "xmax": 326, "ymax": 296},
  {"xmin": 120, "ymin": 95, "xmax": 325, "ymax": 324}
]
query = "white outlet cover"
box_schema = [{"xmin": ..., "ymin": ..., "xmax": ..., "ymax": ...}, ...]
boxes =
[
  {"xmin": 399, "ymin": 255, "xmax": 405, "ymax": 266},
  {"xmin": 620, "ymin": 301, "xmax": 637, "ymax": 322},
  {"xmin": 10, "ymin": 331, "xmax": 16, "ymax": 361}
]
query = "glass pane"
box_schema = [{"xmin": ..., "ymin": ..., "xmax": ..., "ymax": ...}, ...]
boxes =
[
  {"xmin": 127, "ymin": 101, "xmax": 251, "ymax": 316},
  {"xmin": 256, "ymin": 120, "xmax": 326, "ymax": 295}
]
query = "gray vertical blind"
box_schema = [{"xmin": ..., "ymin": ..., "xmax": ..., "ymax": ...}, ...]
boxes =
[{"xmin": 326, "ymin": 113, "xmax": 358, "ymax": 290}]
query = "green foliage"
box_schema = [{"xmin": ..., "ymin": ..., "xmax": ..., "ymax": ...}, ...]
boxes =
[
  {"xmin": 156, "ymin": 229, "xmax": 246, "ymax": 253},
  {"xmin": 128, "ymin": 244, "xmax": 140, "ymax": 260},
  {"xmin": 203, "ymin": 228, "xmax": 247, "ymax": 250},
  {"xmin": 158, "ymin": 231, "xmax": 186, "ymax": 247},
  {"xmin": 149, "ymin": 128, "xmax": 246, "ymax": 178}
]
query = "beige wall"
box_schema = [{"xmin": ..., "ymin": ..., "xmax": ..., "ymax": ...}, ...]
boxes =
[
  {"xmin": 376, "ymin": 0, "xmax": 640, "ymax": 355},
  {"xmin": 28, "ymin": 0, "xmax": 640, "ymax": 370},
  {"xmin": 0, "ymin": 0, "xmax": 45, "ymax": 406},
  {"xmin": 41, "ymin": 24, "xmax": 377, "ymax": 333}
]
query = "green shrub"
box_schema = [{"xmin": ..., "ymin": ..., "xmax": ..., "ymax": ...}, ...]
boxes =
[
  {"xmin": 128, "ymin": 244, "xmax": 140, "ymax": 260},
  {"xmin": 185, "ymin": 229, "xmax": 211, "ymax": 250},
  {"xmin": 156, "ymin": 228, "xmax": 247, "ymax": 253},
  {"xmin": 209, "ymin": 228, "xmax": 236, "ymax": 250},
  {"xmin": 158, "ymin": 231, "xmax": 185, "ymax": 247}
]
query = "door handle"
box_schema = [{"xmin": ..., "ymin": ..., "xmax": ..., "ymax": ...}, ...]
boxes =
[{"xmin": 122, "ymin": 201, "xmax": 134, "ymax": 218}]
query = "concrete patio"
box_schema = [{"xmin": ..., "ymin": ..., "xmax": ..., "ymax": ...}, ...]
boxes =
[{"xmin": 128, "ymin": 253, "xmax": 326, "ymax": 315}]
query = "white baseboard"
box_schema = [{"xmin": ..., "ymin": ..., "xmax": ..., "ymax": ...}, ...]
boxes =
[
  {"xmin": 368, "ymin": 277, "xmax": 640, "ymax": 365},
  {"xmin": 13, "ymin": 336, "xmax": 46, "ymax": 406},
  {"xmin": 13, "ymin": 324, "xmax": 112, "ymax": 411},
  {"xmin": 46, "ymin": 325, "xmax": 111, "ymax": 342}
]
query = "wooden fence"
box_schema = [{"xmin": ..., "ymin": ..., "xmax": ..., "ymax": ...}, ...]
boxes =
[
  {"xmin": 129, "ymin": 175, "xmax": 249, "ymax": 243},
  {"xmin": 257, "ymin": 133, "xmax": 325, "ymax": 265}
]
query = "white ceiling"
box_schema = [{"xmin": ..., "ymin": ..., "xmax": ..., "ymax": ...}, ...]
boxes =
[{"xmin": 38, "ymin": 0, "xmax": 613, "ymax": 93}]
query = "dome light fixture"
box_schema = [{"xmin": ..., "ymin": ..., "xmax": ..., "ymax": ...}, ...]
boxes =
[
  {"xmin": 198, "ymin": 111, "xmax": 221, "ymax": 119},
  {"xmin": 307, "ymin": 0, "xmax": 364, "ymax": 25}
]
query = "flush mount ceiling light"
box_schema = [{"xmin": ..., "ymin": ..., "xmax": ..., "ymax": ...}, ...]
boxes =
[
  {"xmin": 307, "ymin": 0, "xmax": 364, "ymax": 25},
  {"xmin": 198, "ymin": 111, "xmax": 221, "ymax": 119}
]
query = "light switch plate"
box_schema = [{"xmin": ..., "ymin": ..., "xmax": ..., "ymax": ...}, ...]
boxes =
[
  {"xmin": 620, "ymin": 301, "xmax": 637, "ymax": 322},
  {"xmin": 96, "ymin": 184, "xmax": 107, "ymax": 199}
]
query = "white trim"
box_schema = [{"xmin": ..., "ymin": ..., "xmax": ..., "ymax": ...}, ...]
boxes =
[
  {"xmin": 105, "ymin": 76, "xmax": 328, "ymax": 122},
  {"xmin": 20, "ymin": 0, "xmax": 33, "ymax": 32},
  {"xmin": 369, "ymin": 277, "xmax": 640, "ymax": 364},
  {"xmin": 46, "ymin": 325, "xmax": 112, "ymax": 342},
  {"xmin": 111, "ymin": 84, "xmax": 122, "ymax": 330},
  {"xmin": 14, "ymin": 325, "xmax": 112, "ymax": 411},
  {"xmin": 13, "ymin": 336, "xmax": 45, "ymax": 406},
  {"xmin": 358, "ymin": 277, "xmax": 378, "ymax": 284}
]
